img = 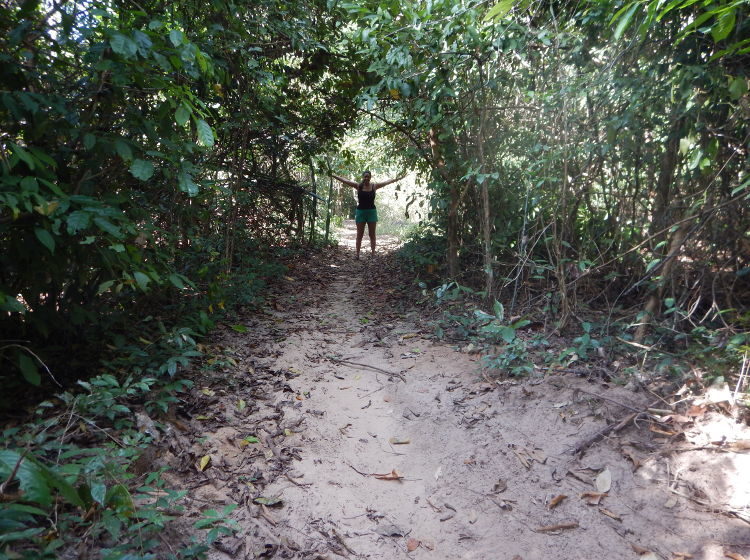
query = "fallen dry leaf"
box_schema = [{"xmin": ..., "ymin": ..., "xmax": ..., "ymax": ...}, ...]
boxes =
[
  {"xmin": 493, "ymin": 479, "xmax": 508, "ymax": 493},
  {"xmin": 631, "ymin": 544, "xmax": 650, "ymax": 555},
  {"xmin": 595, "ymin": 467, "xmax": 612, "ymax": 493},
  {"xmin": 528, "ymin": 448, "xmax": 547, "ymax": 463},
  {"xmin": 548, "ymin": 494, "xmax": 568, "ymax": 509},
  {"xmin": 389, "ymin": 437, "xmax": 411, "ymax": 445},
  {"xmin": 686, "ymin": 404, "xmax": 707, "ymax": 418},
  {"xmin": 672, "ymin": 552, "xmax": 693, "ymax": 559},
  {"xmin": 725, "ymin": 553, "xmax": 746, "ymax": 560},
  {"xmin": 621, "ymin": 448, "xmax": 642, "ymax": 470},
  {"xmin": 374, "ymin": 469, "xmax": 403, "ymax": 481},
  {"xmin": 649, "ymin": 425, "xmax": 678, "ymax": 436},
  {"xmin": 198, "ymin": 454, "xmax": 211, "ymax": 471},
  {"xmin": 598, "ymin": 507, "xmax": 622, "ymax": 521},
  {"xmin": 534, "ymin": 521, "xmax": 579, "ymax": 533},
  {"xmin": 725, "ymin": 440, "xmax": 750, "ymax": 451},
  {"xmin": 580, "ymin": 491, "xmax": 608, "ymax": 505},
  {"xmin": 406, "ymin": 538, "xmax": 420, "ymax": 552},
  {"xmin": 512, "ymin": 448, "xmax": 531, "ymax": 469}
]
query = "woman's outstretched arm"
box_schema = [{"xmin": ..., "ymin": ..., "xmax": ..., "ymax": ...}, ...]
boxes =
[
  {"xmin": 331, "ymin": 173, "xmax": 359, "ymax": 188},
  {"xmin": 373, "ymin": 174, "xmax": 406, "ymax": 190}
]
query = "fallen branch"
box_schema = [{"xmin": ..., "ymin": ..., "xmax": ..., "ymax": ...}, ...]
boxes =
[
  {"xmin": 569, "ymin": 387, "xmax": 644, "ymax": 413},
  {"xmin": 570, "ymin": 399, "xmax": 662, "ymax": 456},
  {"xmin": 328, "ymin": 357, "xmax": 405, "ymax": 381}
]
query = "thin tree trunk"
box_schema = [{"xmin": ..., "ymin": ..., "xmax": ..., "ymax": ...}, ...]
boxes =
[{"xmin": 430, "ymin": 127, "xmax": 459, "ymax": 278}]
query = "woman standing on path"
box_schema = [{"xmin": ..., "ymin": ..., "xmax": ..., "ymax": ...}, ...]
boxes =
[{"xmin": 331, "ymin": 170, "xmax": 405, "ymax": 259}]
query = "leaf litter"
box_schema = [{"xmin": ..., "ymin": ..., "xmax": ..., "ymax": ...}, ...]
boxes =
[{"xmin": 148, "ymin": 224, "xmax": 750, "ymax": 559}]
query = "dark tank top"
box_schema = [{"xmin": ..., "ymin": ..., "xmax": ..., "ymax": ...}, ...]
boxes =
[{"xmin": 357, "ymin": 188, "xmax": 376, "ymax": 210}]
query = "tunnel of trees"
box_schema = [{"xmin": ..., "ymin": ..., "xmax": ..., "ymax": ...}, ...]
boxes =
[{"xmin": 1, "ymin": 0, "xmax": 748, "ymax": 556}]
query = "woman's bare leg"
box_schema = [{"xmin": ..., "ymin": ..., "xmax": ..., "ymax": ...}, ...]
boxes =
[
  {"xmin": 367, "ymin": 221, "xmax": 377, "ymax": 255},
  {"xmin": 356, "ymin": 222, "xmax": 366, "ymax": 259}
]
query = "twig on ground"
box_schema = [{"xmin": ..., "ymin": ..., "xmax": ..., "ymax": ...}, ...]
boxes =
[
  {"xmin": 346, "ymin": 463, "xmax": 369, "ymax": 477},
  {"xmin": 569, "ymin": 386, "xmax": 644, "ymax": 413},
  {"xmin": 328, "ymin": 357, "xmax": 406, "ymax": 381},
  {"xmin": 570, "ymin": 399, "xmax": 662, "ymax": 455},
  {"xmin": 332, "ymin": 528, "xmax": 357, "ymax": 556}
]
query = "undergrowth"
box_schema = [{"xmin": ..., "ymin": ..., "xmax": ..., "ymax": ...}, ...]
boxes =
[{"xmin": 0, "ymin": 240, "xmax": 293, "ymax": 559}]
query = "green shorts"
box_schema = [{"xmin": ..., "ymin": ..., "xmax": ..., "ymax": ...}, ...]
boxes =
[{"xmin": 355, "ymin": 208, "xmax": 378, "ymax": 224}]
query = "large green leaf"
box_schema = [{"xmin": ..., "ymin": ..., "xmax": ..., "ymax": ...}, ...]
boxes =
[
  {"xmin": 483, "ymin": 0, "xmax": 515, "ymax": 21},
  {"xmin": 115, "ymin": 140, "xmax": 133, "ymax": 161},
  {"xmin": 34, "ymin": 228, "xmax": 55, "ymax": 254},
  {"xmin": 130, "ymin": 159, "xmax": 154, "ymax": 181},
  {"xmin": 710, "ymin": 10, "xmax": 735, "ymax": 42},
  {"xmin": 195, "ymin": 119, "xmax": 214, "ymax": 147},
  {"xmin": 178, "ymin": 169, "xmax": 199, "ymax": 196},
  {"xmin": 66, "ymin": 210, "xmax": 91, "ymax": 234},
  {"xmin": 175, "ymin": 105, "xmax": 190, "ymax": 126},
  {"xmin": 93, "ymin": 217, "xmax": 123, "ymax": 239},
  {"xmin": 169, "ymin": 29, "xmax": 185, "ymax": 47},
  {"xmin": 613, "ymin": 3, "xmax": 639, "ymax": 40},
  {"xmin": 133, "ymin": 271, "xmax": 151, "ymax": 291},
  {"xmin": 110, "ymin": 33, "xmax": 138, "ymax": 58},
  {"xmin": 18, "ymin": 353, "xmax": 41, "ymax": 386},
  {"xmin": 0, "ymin": 450, "xmax": 51, "ymax": 506}
]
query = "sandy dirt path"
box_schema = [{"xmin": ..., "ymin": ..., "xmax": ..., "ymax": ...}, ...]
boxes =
[{"xmin": 177, "ymin": 222, "xmax": 749, "ymax": 560}]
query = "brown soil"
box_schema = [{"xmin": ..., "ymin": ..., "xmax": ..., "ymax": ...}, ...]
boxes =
[{"xmin": 157, "ymin": 221, "xmax": 750, "ymax": 560}]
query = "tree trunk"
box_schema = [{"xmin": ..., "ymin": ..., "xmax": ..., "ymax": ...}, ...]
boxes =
[
  {"xmin": 430, "ymin": 127, "xmax": 459, "ymax": 278},
  {"xmin": 634, "ymin": 117, "xmax": 685, "ymax": 343}
]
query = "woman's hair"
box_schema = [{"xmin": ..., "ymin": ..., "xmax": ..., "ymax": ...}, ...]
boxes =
[{"xmin": 358, "ymin": 170, "xmax": 372, "ymax": 190}]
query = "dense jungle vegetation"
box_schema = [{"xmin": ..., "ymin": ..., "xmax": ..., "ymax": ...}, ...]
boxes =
[{"xmin": 1, "ymin": 0, "xmax": 748, "ymax": 557}]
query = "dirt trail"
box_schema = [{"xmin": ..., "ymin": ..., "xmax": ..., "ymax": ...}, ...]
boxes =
[{"xmin": 170, "ymin": 222, "xmax": 750, "ymax": 560}]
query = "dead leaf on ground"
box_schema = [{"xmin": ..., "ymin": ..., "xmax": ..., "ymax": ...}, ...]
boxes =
[
  {"xmin": 389, "ymin": 437, "xmax": 411, "ymax": 445},
  {"xmin": 374, "ymin": 469, "xmax": 403, "ymax": 481},
  {"xmin": 534, "ymin": 521, "xmax": 579, "ymax": 533},
  {"xmin": 511, "ymin": 448, "xmax": 531, "ymax": 469},
  {"xmin": 548, "ymin": 494, "xmax": 567, "ymax": 509},
  {"xmin": 580, "ymin": 491, "xmax": 608, "ymax": 505},
  {"xmin": 406, "ymin": 538, "xmax": 420, "ymax": 552},
  {"xmin": 725, "ymin": 552, "xmax": 747, "ymax": 560},
  {"xmin": 725, "ymin": 440, "xmax": 750, "ymax": 451},
  {"xmin": 649, "ymin": 425, "xmax": 678, "ymax": 436},
  {"xmin": 198, "ymin": 455, "xmax": 211, "ymax": 471},
  {"xmin": 468, "ymin": 510, "xmax": 478, "ymax": 524},
  {"xmin": 493, "ymin": 479, "xmax": 508, "ymax": 493},
  {"xmin": 672, "ymin": 552, "xmax": 693, "ymax": 559},
  {"xmin": 595, "ymin": 467, "xmax": 612, "ymax": 493},
  {"xmin": 686, "ymin": 404, "xmax": 707, "ymax": 418},
  {"xmin": 598, "ymin": 507, "xmax": 622, "ymax": 521},
  {"xmin": 631, "ymin": 544, "xmax": 650, "ymax": 555},
  {"xmin": 253, "ymin": 496, "xmax": 283, "ymax": 507},
  {"xmin": 528, "ymin": 448, "xmax": 547, "ymax": 463},
  {"xmin": 621, "ymin": 447, "xmax": 642, "ymax": 470}
]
